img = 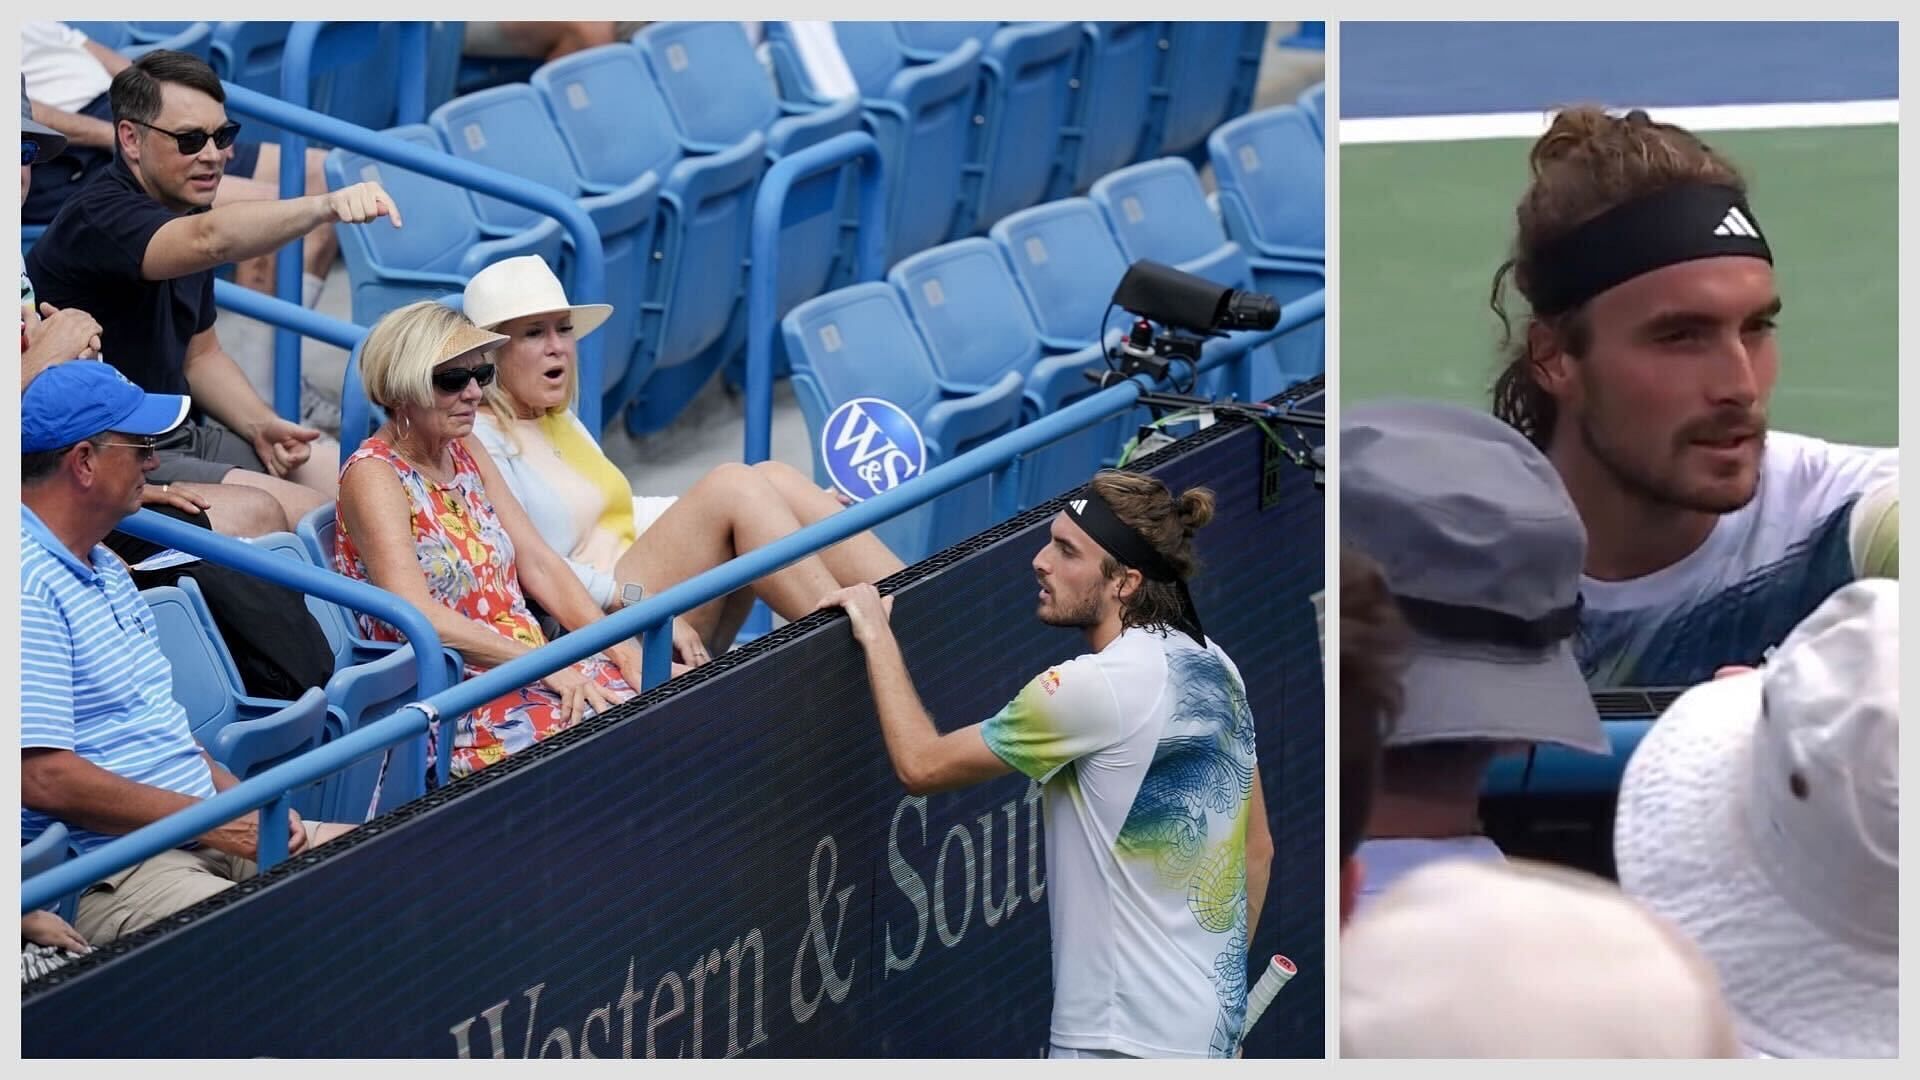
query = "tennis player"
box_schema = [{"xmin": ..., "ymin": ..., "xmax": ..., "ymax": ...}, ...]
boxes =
[
  {"xmin": 1488, "ymin": 106, "xmax": 1898, "ymax": 686},
  {"xmin": 818, "ymin": 469, "xmax": 1272, "ymax": 1058}
]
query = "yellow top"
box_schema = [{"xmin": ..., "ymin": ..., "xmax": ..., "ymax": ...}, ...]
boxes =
[{"xmin": 541, "ymin": 410, "xmax": 637, "ymax": 551}]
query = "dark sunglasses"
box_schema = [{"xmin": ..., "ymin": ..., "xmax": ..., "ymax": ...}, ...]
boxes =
[
  {"xmin": 130, "ymin": 118, "xmax": 243, "ymax": 156},
  {"xmin": 431, "ymin": 363, "xmax": 497, "ymax": 395},
  {"xmin": 97, "ymin": 434, "xmax": 159, "ymax": 461},
  {"xmin": 23, "ymin": 139, "xmax": 40, "ymax": 167}
]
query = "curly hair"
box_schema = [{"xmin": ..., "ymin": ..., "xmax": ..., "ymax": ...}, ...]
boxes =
[{"xmin": 1087, "ymin": 470, "xmax": 1215, "ymax": 632}]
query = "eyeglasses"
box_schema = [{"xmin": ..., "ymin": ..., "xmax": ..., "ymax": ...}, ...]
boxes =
[
  {"xmin": 22, "ymin": 139, "xmax": 40, "ymax": 167},
  {"xmin": 97, "ymin": 435, "xmax": 159, "ymax": 462},
  {"xmin": 129, "ymin": 118, "xmax": 242, "ymax": 156},
  {"xmin": 431, "ymin": 363, "xmax": 497, "ymax": 395}
]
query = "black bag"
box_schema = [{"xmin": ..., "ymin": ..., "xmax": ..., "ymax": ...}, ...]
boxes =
[{"xmin": 110, "ymin": 509, "xmax": 335, "ymax": 701}]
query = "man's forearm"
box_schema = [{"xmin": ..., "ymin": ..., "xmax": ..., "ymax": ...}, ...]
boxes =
[
  {"xmin": 22, "ymin": 751, "xmax": 205, "ymax": 839},
  {"xmin": 182, "ymin": 341, "xmax": 276, "ymax": 439},
  {"xmin": 161, "ymin": 195, "xmax": 334, "ymax": 277},
  {"xmin": 859, "ymin": 633, "xmax": 944, "ymax": 785},
  {"xmin": 29, "ymin": 100, "xmax": 115, "ymax": 150}
]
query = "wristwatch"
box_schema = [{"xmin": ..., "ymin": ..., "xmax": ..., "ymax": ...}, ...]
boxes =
[{"xmin": 618, "ymin": 582, "xmax": 646, "ymax": 609}]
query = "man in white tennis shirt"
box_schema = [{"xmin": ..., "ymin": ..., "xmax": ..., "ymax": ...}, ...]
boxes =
[
  {"xmin": 819, "ymin": 470, "xmax": 1273, "ymax": 1058},
  {"xmin": 1487, "ymin": 107, "xmax": 1897, "ymax": 687}
]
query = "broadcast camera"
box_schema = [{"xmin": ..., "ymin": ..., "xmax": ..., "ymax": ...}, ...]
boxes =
[{"xmin": 1104, "ymin": 260, "xmax": 1280, "ymax": 389}]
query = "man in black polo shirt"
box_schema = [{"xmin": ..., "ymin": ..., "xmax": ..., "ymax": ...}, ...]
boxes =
[{"xmin": 27, "ymin": 50, "xmax": 402, "ymax": 535}]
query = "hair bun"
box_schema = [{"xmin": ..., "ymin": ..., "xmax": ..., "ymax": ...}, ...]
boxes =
[{"xmin": 1177, "ymin": 488, "xmax": 1216, "ymax": 533}]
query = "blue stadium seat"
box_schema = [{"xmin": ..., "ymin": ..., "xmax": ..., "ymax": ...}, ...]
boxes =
[
  {"xmin": 956, "ymin": 22, "xmax": 1085, "ymax": 236},
  {"xmin": 765, "ymin": 22, "xmax": 980, "ymax": 268},
  {"xmin": 68, "ymin": 21, "xmax": 213, "ymax": 60},
  {"xmin": 892, "ymin": 21, "xmax": 996, "ymax": 62},
  {"xmin": 889, "ymin": 239, "xmax": 1120, "ymax": 509},
  {"xmin": 1092, "ymin": 157, "xmax": 1322, "ymax": 397},
  {"xmin": 432, "ymin": 79, "xmax": 664, "ymax": 428},
  {"xmin": 529, "ymin": 46, "xmax": 763, "ymax": 436},
  {"xmin": 1208, "ymin": 105, "xmax": 1325, "ymax": 263},
  {"xmin": 1059, "ymin": 22, "xmax": 1159, "ymax": 196},
  {"xmin": 1297, "ymin": 81, "xmax": 1325, "ymax": 141},
  {"xmin": 22, "ymin": 823, "xmax": 79, "ymax": 924},
  {"xmin": 141, "ymin": 579, "xmax": 333, "ymax": 811},
  {"xmin": 1140, "ymin": 22, "xmax": 1267, "ymax": 160},
  {"xmin": 211, "ymin": 22, "xmax": 402, "ymax": 142},
  {"xmin": 253, "ymin": 530, "xmax": 461, "ymax": 821},
  {"xmin": 782, "ymin": 283, "xmax": 1024, "ymax": 561},
  {"xmin": 325, "ymin": 124, "xmax": 566, "ymax": 332},
  {"xmin": 632, "ymin": 22, "xmax": 865, "ymax": 375}
]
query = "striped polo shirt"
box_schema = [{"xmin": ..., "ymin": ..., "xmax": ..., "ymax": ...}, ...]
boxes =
[{"xmin": 20, "ymin": 505, "xmax": 214, "ymax": 855}]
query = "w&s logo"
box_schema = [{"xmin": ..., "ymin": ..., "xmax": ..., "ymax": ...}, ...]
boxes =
[{"xmin": 821, "ymin": 398, "xmax": 928, "ymax": 503}]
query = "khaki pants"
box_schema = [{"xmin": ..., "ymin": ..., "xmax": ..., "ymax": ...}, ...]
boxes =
[{"xmin": 73, "ymin": 822, "xmax": 325, "ymax": 946}]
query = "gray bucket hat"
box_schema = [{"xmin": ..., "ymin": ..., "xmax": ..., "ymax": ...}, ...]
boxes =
[
  {"xmin": 22, "ymin": 76, "xmax": 68, "ymax": 161},
  {"xmin": 1342, "ymin": 400, "xmax": 1605, "ymax": 754}
]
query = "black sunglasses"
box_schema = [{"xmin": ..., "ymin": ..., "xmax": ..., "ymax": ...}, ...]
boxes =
[
  {"xmin": 130, "ymin": 118, "xmax": 243, "ymax": 156},
  {"xmin": 23, "ymin": 139, "xmax": 40, "ymax": 167},
  {"xmin": 431, "ymin": 363, "xmax": 497, "ymax": 395}
]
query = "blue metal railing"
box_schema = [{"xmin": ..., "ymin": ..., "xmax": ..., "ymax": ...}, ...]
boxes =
[
  {"xmin": 21, "ymin": 289, "xmax": 1323, "ymax": 913},
  {"xmin": 213, "ymin": 277, "xmax": 365, "ymax": 352},
  {"xmin": 22, "ymin": 513, "xmax": 447, "ymax": 912},
  {"xmin": 744, "ymin": 131, "xmax": 889, "ymax": 465},
  {"xmin": 218, "ymin": 83, "xmax": 610, "ymax": 431}
]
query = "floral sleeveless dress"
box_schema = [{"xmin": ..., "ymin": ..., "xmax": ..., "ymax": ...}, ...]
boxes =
[{"xmin": 334, "ymin": 438, "xmax": 631, "ymax": 779}]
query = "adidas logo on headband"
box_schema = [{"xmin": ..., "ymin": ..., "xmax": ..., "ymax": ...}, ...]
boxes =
[
  {"xmin": 1713, "ymin": 207, "xmax": 1761, "ymax": 239},
  {"xmin": 1070, "ymin": 499, "xmax": 1087, "ymax": 514}
]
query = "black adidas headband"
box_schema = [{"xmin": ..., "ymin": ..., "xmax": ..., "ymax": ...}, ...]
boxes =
[
  {"xmin": 1065, "ymin": 487, "xmax": 1206, "ymax": 647},
  {"xmin": 1528, "ymin": 183, "xmax": 1772, "ymax": 316}
]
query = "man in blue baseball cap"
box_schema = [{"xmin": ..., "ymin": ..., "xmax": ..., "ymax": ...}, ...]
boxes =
[{"xmin": 20, "ymin": 361, "xmax": 351, "ymax": 946}]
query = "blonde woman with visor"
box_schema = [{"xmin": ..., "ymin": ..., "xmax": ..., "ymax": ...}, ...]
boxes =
[
  {"xmin": 335, "ymin": 301, "xmax": 650, "ymax": 780},
  {"xmin": 463, "ymin": 255, "xmax": 905, "ymax": 660}
]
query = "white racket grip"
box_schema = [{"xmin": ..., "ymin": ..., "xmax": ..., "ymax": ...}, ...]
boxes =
[{"xmin": 1240, "ymin": 954, "xmax": 1298, "ymax": 1041}]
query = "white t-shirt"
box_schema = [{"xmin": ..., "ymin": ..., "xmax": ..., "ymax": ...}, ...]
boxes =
[
  {"xmin": 982, "ymin": 626, "xmax": 1259, "ymax": 1059},
  {"xmin": 21, "ymin": 22, "xmax": 113, "ymax": 114},
  {"xmin": 1577, "ymin": 431, "xmax": 1897, "ymax": 687}
]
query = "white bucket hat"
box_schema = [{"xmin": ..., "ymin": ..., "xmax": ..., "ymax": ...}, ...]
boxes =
[
  {"xmin": 1614, "ymin": 579, "xmax": 1898, "ymax": 1058},
  {"xmin": 1341, "ymin": 858, "xmax": 1741, "ymax": 1057},
  {"xmin": 461, "ymin": 255, "xmax": 613, "ymax": 339}
]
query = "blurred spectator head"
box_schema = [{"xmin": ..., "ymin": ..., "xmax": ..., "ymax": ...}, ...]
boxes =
[
  {"xmin": 1339, "ymin": 544, "xmax": 1407, "ymax": 922},
  {"xmin": 1615, "ymin": 578, "xmax": 1898, "ymax": 1058},
  {"xmin": 22, "ymin": 75, "xmax": 68, "ymax": 203},
  {"xmin": 1342, "ymin": 401, "xmax": 1603, "ymax": 756},
  {"xmin": 1342, "ymin": 858, "xmax": 1741, "ymax": 1057}
]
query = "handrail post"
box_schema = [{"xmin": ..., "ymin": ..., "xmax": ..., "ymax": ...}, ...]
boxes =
[
  {"xmin": 272, "ymin": 22, "xmax": 323, "ymax": 422},
  {"xmin": 746, "ymin": 131, "xmax": 888, "ymax": 465},
  {"xmin": 396, "ymin": 23, "xmax": 430, "ymax": 126}
]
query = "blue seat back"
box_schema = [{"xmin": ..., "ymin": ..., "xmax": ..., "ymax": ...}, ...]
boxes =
[
  {"xmin": 1151, "ymin": 22, "xmax": 1263, "ymax": 157},
  {"xmin": 783, "ymin": 283, "xmax": 981, "ymax": 560},
  {"xmin": 1075, "ymin": 22, "xmax": 1159, "ymax": 188},
  {"xmin": 634, "ymin": 22, "xmax": 781, "ymax": 147},
  {"xmin": 893, "ymin": 21, "xmax": 994, "ymax": 61},
  {"xmin": 1208, "ymin": 105, "xmax": 1324, "ymax": 254},
  {"xmin": 141, "ymin": 582, "xmax": 242, "ymax": 745},
  {"xmin": 431, "ymin": 84, "xmax": 586, "ymax": 232},
  {"xmin": 533, "ymin": 44, "xmax": 685, "ymax": 192},
  {"xmin": 888, "ymin": 239, "xmax": 1041, "ymax": 388},
  {"xmin": 326, "ymin": 125, "xmax": 481, "ymax": 281},
  {"xmin": 989, "ymin": 197, "xmax": 1131, "ymax": 348},
  {"xmin": 1297, "ymin": 81, "xmax": 1325, "ymax": 140},
  {"xmin": 252, "ymin": 531, "xmax": 354, "ymax": 672},
  {"xmin": 968, "ymin": 22, "xmax": 1083, "ymax": 230},
  {"xmin": 828, "ymin": 22, "xmax": 912, "ymax": 99},
  {"xmin": 853, "ymin": 31, "xmax": 981, "ymax": 265},
  {"xmin": 1092, "ymin": 157, "xmax": 1246, "ymax": 284}
]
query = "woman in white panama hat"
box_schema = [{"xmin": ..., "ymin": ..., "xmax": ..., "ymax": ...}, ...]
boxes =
[
  {"xmin": 463, "ymin": 255, "xmax": 905, "ymax": 660},
  {"xmin": 1614, "ymin": 578, "xmax": 1898, "ymax": 1058}
]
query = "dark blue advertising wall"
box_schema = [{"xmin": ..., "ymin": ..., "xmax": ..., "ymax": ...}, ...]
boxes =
[{"xmin": 23, "ymin": 390, "xmax": 1325, "ymax": 1058}]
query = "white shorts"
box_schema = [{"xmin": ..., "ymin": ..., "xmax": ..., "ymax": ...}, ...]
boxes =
[{"xmin": 633, "ymin": 495, "xmax": 678, "ymax": 538}]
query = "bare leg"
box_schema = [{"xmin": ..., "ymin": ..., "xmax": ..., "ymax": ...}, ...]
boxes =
[
  {"xmin": 285, "ymin": 438, "xmax": 342, "ymax": 500},
  {"xmin": 224, "ymin": 469, "xmax": 330, "ymax": 530},
  {"xmin": 752, "ymin": 460, "xmax": 907, "ymax": 584},
  {"xmin": 496, "ymin": 21, "xmax": 618, "ymax": 61},
  {"xmin": 174, "ymin": 481, "xmax": 289, "ymax": 538},
  {"xmin": 612, "ymin": 463, "xmax": 843, "ymax": 644}
]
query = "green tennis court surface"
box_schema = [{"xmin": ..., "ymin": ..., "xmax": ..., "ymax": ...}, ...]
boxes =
[{"xmin": 1340, "ymin": 125, "xmax": 1897, "ymax": 445}]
